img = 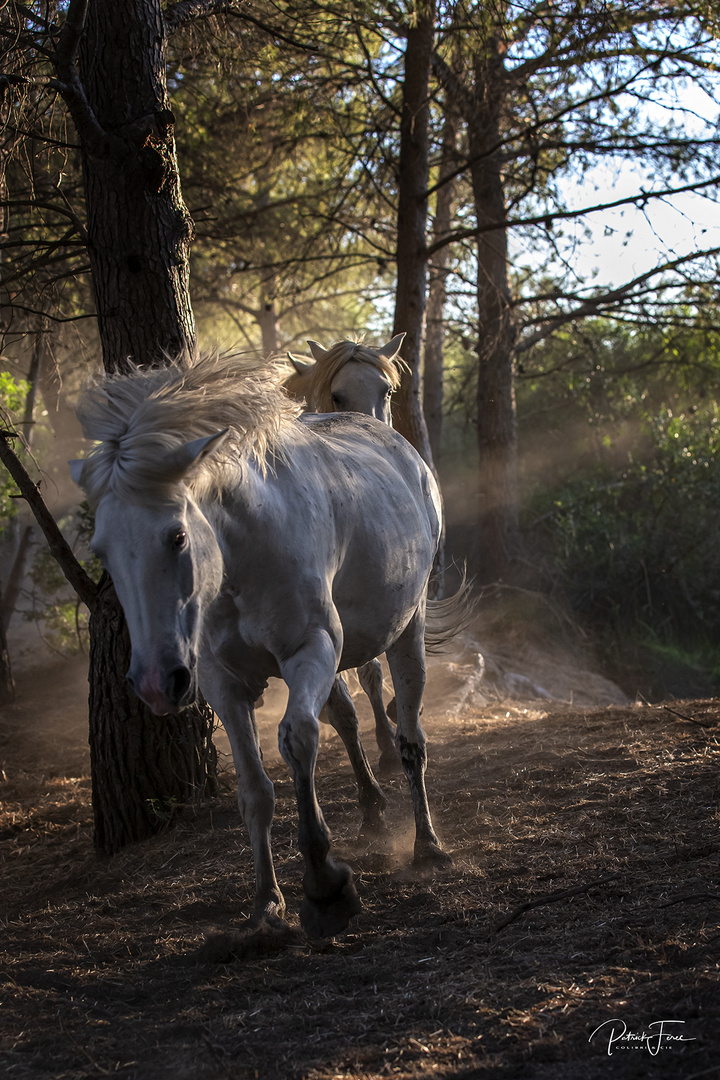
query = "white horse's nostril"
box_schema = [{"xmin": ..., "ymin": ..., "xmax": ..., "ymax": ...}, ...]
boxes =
[{"xmin": 166, "ymin": 666, "xmax": 192, "ymax": 705}]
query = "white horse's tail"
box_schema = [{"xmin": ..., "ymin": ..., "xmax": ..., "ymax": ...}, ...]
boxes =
[{"xmin": 424, "ymin": 570, "xmax": 476, "ymax": 654}]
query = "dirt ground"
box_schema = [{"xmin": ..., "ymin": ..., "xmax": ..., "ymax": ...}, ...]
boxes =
[{"xmin": 1, "ymin": 632, "xmax": 719, "ymax": 1080}]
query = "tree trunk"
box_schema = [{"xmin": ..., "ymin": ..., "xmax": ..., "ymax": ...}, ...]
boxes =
[
  {"xmin": 391, "ymin": 0, "xmax": 435, "ymax": 469},
  {"xmin": 0, "ymin": 582, "xmax": 14, "ymax": 704},
  {"xmin": 423, "ymin": 99, "xmax": 459, "ymax": 461},
  {"xmin": 467, "ymin": 39, "xmax": 522, "ymax": 583},
  {"xmin": 89, "ymin": 575, "xmax": 217, "ymax": 854},
  {"xmin": 1, "ymin": 524, "xmax": 33, "ymax": 633},
  {"xmin": 64, "ymin": 0, "xmax": 216, "ymax": 852},
  {"xmin": 79, "ymin": 0, "xmax": 195, "ymax": 368},
  {"xmin": 21, "ymin": 321, "xmax": 47, "ymax": 449},
  {"xmin": 37, "ymin": 342, "xmax": 85, "ymax": 456},
  {"xmin": 259, "ymin": 279, "xmax": 279, "ymax": 356},
  {"xmin": 0, "ymin": 331, "xmax": 45, "ymax": 637}
]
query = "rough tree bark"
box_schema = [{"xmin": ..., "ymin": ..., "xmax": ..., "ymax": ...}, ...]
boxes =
[
  {"xmin": 77, "ymin": 2, "xmax": 196, "ymax": 366},
  {"xmin": 89, "ymin": 576, "xmax": 217, "ymax": 854},
  {"xmin": 391, "ymin": 0, "xmax": 435, "ymax": 469},
  {"xmin": 51, "ymin": 0, "xmax": 217, "ymax": 852},
  {"xmin": 424, "ymin": 93, "xmax": 460, "ymax": 461},
  {"xmin": 466, "ymin": 35, "xmax": 522, "ymax": 583},
  {"xmin": 391, "ymin": 0, "xmax": 446, "ymax": 594}
]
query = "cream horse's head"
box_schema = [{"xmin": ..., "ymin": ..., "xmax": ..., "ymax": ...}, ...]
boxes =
[{"xmin": 286, "ymin": 334, "xmax": 406, "ymax": 424}]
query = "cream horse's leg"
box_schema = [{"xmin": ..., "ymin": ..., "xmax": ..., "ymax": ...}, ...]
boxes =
[
  {"xmin": 385, "ymin": 608, "xmax": 452, "ymax": 868},
  {"xmin": 325, "ymin": 673, "xmax": 387, "ymax": 835},
  {"xmin": 278, "ymin": 628, "xmax": 362, "ymax": 938},
  {"xmin": 357, "ymin": 658, "xmax": 400, "ymax": 775},
  {"xmin": 200, "ymin": 660, "xmax": 285, "ymax": 926}
]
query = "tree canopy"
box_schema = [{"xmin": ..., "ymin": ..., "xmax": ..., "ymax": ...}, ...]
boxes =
[{"xmin": 2, "ymin": 0, "xmax": 720, "ymax": 679}]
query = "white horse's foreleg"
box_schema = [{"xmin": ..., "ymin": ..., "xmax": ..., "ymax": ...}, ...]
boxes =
[
  {"xmin": 200, "ymin": 663, "xmax": 285, "ymax": 926},
  {"xmin": 385, "ymin": 611, "xmax": 452, "ymax": 868},
  {"xmin": 325, "ymin": 674, "xmax": 387, "ymax": 834},
  {"xmin": 278, "ymin": 630, "xmax": 362, "ymax": 938},
  {"xmin": 357, "ymin": 659, "xmax": 400, "ymax": 775}
]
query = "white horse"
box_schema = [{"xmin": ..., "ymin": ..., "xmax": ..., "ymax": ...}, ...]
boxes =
[
  {"xmin": 283, "ymin": 335, "xmax": 407, "ymax": 774},
  {"xmin": 70, "ymin": 349, "xmax": 454, "ymax": 939}
]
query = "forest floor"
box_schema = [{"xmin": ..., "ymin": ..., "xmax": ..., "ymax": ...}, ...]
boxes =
[{"xmin": 1, "ymin": 619, "xmax": 719, "ymax": 1080}]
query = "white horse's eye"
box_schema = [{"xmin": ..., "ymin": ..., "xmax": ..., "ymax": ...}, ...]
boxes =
[{"xmin": 170, "ymin": 529, "xmax": 187, "ymax": 550}]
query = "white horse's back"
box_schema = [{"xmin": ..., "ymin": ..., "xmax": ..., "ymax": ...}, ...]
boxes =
[
  {"xmin": 296, "ymin": 414, "xmax": 441, "ymax": 664},
  {"xmin": 205, "ymin": 412, "xmax": 441, "ymax": 675}
]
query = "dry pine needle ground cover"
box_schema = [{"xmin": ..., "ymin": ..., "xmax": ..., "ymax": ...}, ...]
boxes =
[{"xmin": 1, "ymin": 653, "xmax": 719, "ymax": 1080}]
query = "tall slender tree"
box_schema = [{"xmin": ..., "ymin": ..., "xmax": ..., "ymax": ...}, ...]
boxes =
[
  {"xmin": 390, "ymin": 0, "xmax": 436, "ymax": 466},
  {"xmin": 1, "ymin": 0, "xmax": 223, "ymax": 852},
  {"xmin": 424, "ymin": 50, "xmax": 462, "ymax": 461},
  {"xmin": 430, "ymin": 0, "xmax": 720, "ymax": 581}
]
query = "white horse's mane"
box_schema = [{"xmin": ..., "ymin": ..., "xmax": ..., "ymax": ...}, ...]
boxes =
[{"xmin": 75, "ymin": 349, "xmax": 302, "ymax": 505}]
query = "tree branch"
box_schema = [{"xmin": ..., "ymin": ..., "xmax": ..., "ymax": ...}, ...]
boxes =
[
  {"xmin": 52, "ymin": 0, "xmax": 108, "ymax": 157},
  {"xmin": 516, "ymin": 245, "xmax": 720, "ymax": 353},
  {"xmin": 0, "ymin": 432, "xmax": 98, "ymax": 610},
  {"xmin": 164, "ymin": 0, "xmax": 246, "ymax": 36},
  {"xmin": 431, "ymin": 49, "xmax": 470, "ymax": 113}
]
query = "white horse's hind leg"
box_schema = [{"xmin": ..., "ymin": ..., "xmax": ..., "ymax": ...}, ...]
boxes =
[
  {"xmin": 357, "ymin": 659, "xmax": 400, "ymax": 775},
  {"xmin": 325, "ymin": 674, "xmax": 387, "ymax": 835},
  {"xmin": 279, "ymin": 629, "xmax": 362, "ymax": 938},
  {"xmin": 385, "ymin": 610, "xmax": 452, "ymax": 868},
  {"xmin": 200, "ymin": 663, "xmax": 285, "ymax": 926}
]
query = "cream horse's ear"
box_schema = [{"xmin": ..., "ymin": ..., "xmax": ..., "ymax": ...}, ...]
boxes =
[
  {"xmin": 306, "ymin": 340, "xmax": 327, "ymax": 363},
  {"xmin": 378, "ymin": 332, "xmax": 406, "ymax": 360},
  {"xmin": 69, "ymin": 459, "xmax": 85, "ymax": 487},
  {"xmin": 287, "ymin": 352, "xmax": 314, "ymax": 376},
  {"xmin": 163, "ymin": 429, "xmax": 230, "ymax": 481}
]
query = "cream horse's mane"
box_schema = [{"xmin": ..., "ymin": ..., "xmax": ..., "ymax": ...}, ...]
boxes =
[
  {"xmin": 305, "ymin": 340, "xmax": 407, "ymax": 412},
  {"xmin": 74, "ymin": 349, "xmax": 302, "ymax": 506}
]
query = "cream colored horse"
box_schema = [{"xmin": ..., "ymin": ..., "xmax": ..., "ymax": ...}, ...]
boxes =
[
  {"xmin": 285, "ymin": 334, "xmax": 406, "ymax": 424},
  {"xmin": 283, "ymin": 335, "xmax": 407, "ymax": 774}
]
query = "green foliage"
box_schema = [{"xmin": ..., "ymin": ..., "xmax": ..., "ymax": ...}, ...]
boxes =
[
  {"xmin": 145, "ymin": 796, "xmax": 179, "ymax": 825},
  {"xmin": 522, "ymin": 318, "xmax": 720, "ymax": 687},
  {"xmin": 0, "ymin": 372, "xmax": 27, "ymax": 414},
  {"xmin": 170, "ymin": 13, "xmax": 398, "ymax": 348},
  {"xmin": 0, "ymin": 374, "xmax": 30, "ymax": 533}
]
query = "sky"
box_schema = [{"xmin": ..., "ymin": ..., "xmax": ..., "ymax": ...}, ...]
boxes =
[
  {"xmin": 557, "ymin": 166, "xmax": 720, "ymax": 289},
  {"xmin": 536, "ymin": 74, "xmax": 720, "ymax": 291}
]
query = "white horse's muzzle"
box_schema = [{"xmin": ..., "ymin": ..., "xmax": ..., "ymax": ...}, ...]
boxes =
[{"xmin": 127, "ymin": 662, "xmax": 196, "ymax": 715}]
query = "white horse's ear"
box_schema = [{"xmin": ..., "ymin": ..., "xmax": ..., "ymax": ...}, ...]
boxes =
[
  {"xmin": 378, "ymin": 332, "xmax": 406, "ymax": 360},
  {"xmin": 164, "ymin": 429, "xmax": 230, "ymax": 480},
  {"xmin": 287, "ymin": 352, "xmax": 314, "ymax": 376},
  {"xmin": 69, "ymin": 459, "xmax": 85, "ymax": 487},
  {"xmin": 306, "ymin": 340, "xmax": 327, "ymax": 363}
]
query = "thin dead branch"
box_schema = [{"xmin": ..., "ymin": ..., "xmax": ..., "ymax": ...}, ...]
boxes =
[
  {"xmin": 0, "ymin": 431, "xmax": 97, "ymax": 610},
  {"xmin": 662, "ymin": 705, "xmax": 716, "ymax": 728},
  {"xmin": 495, "ymin": 873, "xmax": 622, "ymax": 931},
  {"xmin": 659, "ymin": 893, "xmax": 720, "ymax": 909}
]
